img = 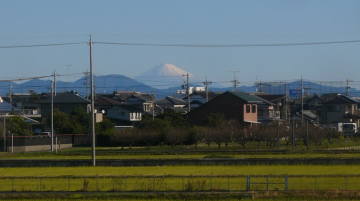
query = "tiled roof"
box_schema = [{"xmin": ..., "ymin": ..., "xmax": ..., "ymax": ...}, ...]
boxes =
[
  {"xmin": 165, "ymin": 96, "xmax": 186, "ymax": 105},
  {"xmin": 95, "ymin": 96, "xmax": 122, "ymax": 106},
  {"xmin": 322, "ymin": 94, "xmax": 359, "ymax": 104},
  {"xmin": 256, "ymin": 94, "xmax": 285, "ymax": 102},
  {"xmin": 37, "ymin": 92, "xmax": 90, "ymax": 104},
  {"xmin": 229, "ymin": 91, "xmax": 264, "ymax": 103},
  {"xmin": 114, "ymin": 91, "xmax": 154, "ymax": 102}
]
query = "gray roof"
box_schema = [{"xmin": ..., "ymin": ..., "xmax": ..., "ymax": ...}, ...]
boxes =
[
  {"xmin": 37, "ymin": 92, "xmax": 90, "ymax": 104},
  {"xmin": 157, "ymin": 96, "xmax": 186, "ymax": 106},
  {"xmin": 114, "ymin": 91, "xmax": 154, "ymax": 102},
  {"xmin": 229, "ymin": 91, "xmax": 264, "ymax": 103},
  {"xmin": 116, "ymin": 104, "xmax": 143, "ymax": 113},
  {"xmin": 322, "ymin": 94, "xmax": 359, "ymax": 105}
]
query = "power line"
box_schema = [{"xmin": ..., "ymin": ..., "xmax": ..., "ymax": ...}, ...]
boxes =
[
  {"xmin": 0, "ymin": 72, "xmax": 85, "ymax": 82},
  {"xmin": 0, "ymin": 39, "xmax": 359, "ymax": 50},
  {"xmin": 93, "ymin": 39, "xmax": 360, "ymax": 48},
  {"xmin": 0, "ymin": 42, "xmax": 85, "ymax": 49}
]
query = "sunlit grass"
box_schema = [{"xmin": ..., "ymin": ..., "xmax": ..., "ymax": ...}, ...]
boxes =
[
  {"xmin": 0, "ymin": 165, "xmax": 360, "ymax": 176},
  {"xmin": 1, "ymin": 146, "xmax": 360, "ymax": 160}
]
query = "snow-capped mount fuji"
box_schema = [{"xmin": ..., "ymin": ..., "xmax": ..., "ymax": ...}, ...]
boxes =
[{"xmin": 135, "ymin": 64, "xmax": 192, "ymax": 89}]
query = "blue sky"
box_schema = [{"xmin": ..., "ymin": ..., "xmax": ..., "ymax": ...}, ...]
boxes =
[{"xmin": 0, "ymin": 0, "xmax": 360, "ymax": 85}]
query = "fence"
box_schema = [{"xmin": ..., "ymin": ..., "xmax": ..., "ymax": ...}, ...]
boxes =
[
  {"xmin": 0, "ymin": 134, "xmax": 89, "ymax": 152},
  {"xmin": 0, "ymin": 175, "xmax": 360, "ymax": 192}
]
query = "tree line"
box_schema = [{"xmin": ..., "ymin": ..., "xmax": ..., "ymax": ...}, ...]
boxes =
[{"xmin": 97, "ymin": 112, "xmax": 343, "ymax": 148}]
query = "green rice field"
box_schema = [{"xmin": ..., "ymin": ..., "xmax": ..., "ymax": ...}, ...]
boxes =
[
  {"xmin": 0, "ymin": 165, "xmax": 359, "ymax": 176},
  {"xmin": 0, "ymin": 165, "xmax": 360, "ymax": 192},
  {"xmin": 2, "ymin": 146, "xmax": 360, "ymax": 160}
]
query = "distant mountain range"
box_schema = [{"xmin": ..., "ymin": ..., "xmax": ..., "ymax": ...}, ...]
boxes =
[
  {"xmin": 1, "ymin": 64, "xmax": 359, "ymax": 98},
  {"xmin": 1, "ymin": 74, "xmax": 359, "ymax": 98}
]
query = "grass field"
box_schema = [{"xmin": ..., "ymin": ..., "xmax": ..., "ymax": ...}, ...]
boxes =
[
  {"xmin": 3, "ymin": 199, "xmax": 360, "ymax": 201},
  {"xmin": 1, "ymin": 146, "xmax": 360, "ymax": 160},
  {"xmin": 0, "ymin": 165, "xmax": 359, "ymax": 193},
  {"xmin": 1, "ymin": 165, "xmax": 360, "ymax": 176},
  {"xmin": 2, "ymin": 147, "xmax": 360, "ymax": 200}
]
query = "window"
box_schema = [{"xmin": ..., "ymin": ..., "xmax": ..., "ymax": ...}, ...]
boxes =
[
  {"xmin": 246, "ymin": 105, "xmax": 251, "ymax": 113},
  {"xmin": 252, "ymin": 105, "xmax": 256, "ymax": 113}
]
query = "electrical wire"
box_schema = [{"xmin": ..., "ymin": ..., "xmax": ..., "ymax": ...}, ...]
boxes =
[
  {"xmin": 93, "ymin": 39, "xmax": 360, "ymax": 48},
  {"xmin": 0, "ymin": 42, "xmax": 86, "ymax": 49},
  {"xmin": 1, "ymin": 39, "xmax": 360, "ymax": 49}
]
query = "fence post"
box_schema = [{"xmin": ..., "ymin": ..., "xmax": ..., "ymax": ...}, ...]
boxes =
[
  {"xmin": 39, "ymin": 178, "xmax": 42, "ymax": 191},
  {"xmin": 67, "ymin": 177, "xmax": 70, "ymax": 191},
  {"xmin": 227, "ymin": 176, "xmax": 230, "ymax": 191},
  {"xmin": 284, "ymin": 176, "xmax": 288, "ymax": 191},
  {"xmin": 246, "ymin": 176, "xmax": 251, "ymax": 191},
  {"xmin": 344, "ymin": 176, "xmax": 348, "ymax": 190},
  {"xmin": 181, "ymin": 178, "xmax": 184, "ymax": 192},
  {"xmin": 11, "ymin": 178, "xmax": 14, "ymax": 192},
  {"xmin": 96, "ymin": 177, "xmax": 99, "ymax": 191}
]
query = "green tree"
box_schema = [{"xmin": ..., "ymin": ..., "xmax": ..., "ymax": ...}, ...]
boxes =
[
  {"xmin": 7, "ymin": 116, "xmax": 32, "ymax": 136},
  {"xmin": 96, "ymin": 118, "xmax": 115, "ymax": 136},
  {"xmin": 53, "ymin": 109, "xmax": 73, "ymax": 133}
]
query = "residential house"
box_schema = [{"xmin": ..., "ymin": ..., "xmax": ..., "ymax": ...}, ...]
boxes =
[
  {"xmin": 252, "ymin": 95, "xmax": 277, "ymax": 123},
  {"xmin": 320, "ymin": 94, "xmax": 360, "ymax": 126},
  {"xmin": 188, "ymin": 91, "xmax": 264, "ymax": 125},
  {"xmin": 183, "ymin": 91, "xmax": 219, "ymax": 109},
  {"xmin": 95, "ymin": 95, "xmax": 142, "ymax": 123},
  {"xmin": 113, "ymin": 91, "xmax": 155, "ymax": 114},
  {"xmin": 156, "ymin": 96, "xmax": 186, "ymax": 113},
  {"xmin": 3, "ymin": 93, "xmax": 41, "ymax": 117},
  {"xmin": 0, "ymin": 97, "xmax": 13, "ymax": 114},
  {"xmin": 256, "ymin": 94, "xmax": 287, "ymax": 120},
  {"xmin": 37, "ymin": 92, "xmax": 90, "ymax": 118}
]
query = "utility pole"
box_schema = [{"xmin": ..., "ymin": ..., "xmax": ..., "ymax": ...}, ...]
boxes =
[
  {"xmin": 284, "ymin": 82, "xmax": 288, "ymax": 121},
  {"xmin": 3, "ymin": 116, "xmax": 6, "ymax": 152},
  {"xmin": 202, "ymin": 78, "xmax": 212, "ymax": 102},
  {"xmin": 152, "ymin": 91, "xmax": 155, "ymax": 120},
  {"xmin": 50, "ymin": 72, "xmax": 56, "ymax": 152},
  {"xmin": 345, "ymin": 79, "xmax": 351, "ymax": 96},
  {"xmin": 9, "ymin": 82, "xmax": 13, "ymax": 107},
  {"xmin": 291, "ymin": 119, "xmax": 295, "ymax": 149},
  {"xmin": 306, "ymin": 120, "xmax": 309, "ymax": 150},
  {"xmin": 89, "ymin": 36, "xmax": 96, "ymax": 166},
  {"xmin": 53, "ymin": 71, "xmax": 57, "ymax": 95},
  {"xmin": 257, "ymin": 81, "xmax": 263, "ymax": 93},
  {"xmin": 300, "ymin": 77, "xmax": 304, "ymax": 125},
  {"xmin": 230, "ymin": 71, "xmax": 240, "ymax": 91},
  {"xmin": 185, "ymin": 73, "xmax": 191, "ymax": 113}
]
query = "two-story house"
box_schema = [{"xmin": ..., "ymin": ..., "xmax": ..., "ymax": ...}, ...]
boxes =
[
  {"xmin": 183, "ymin": 91, "xmax": 219, "ymax": 109},
  {"xmin": 255, "ymin": 94, "xmax": 287, "ymax": 121},
  {"xmin": 188, "ymin": 91, "xmax": 265, "ymax": 126},
  {"xmin": 37, "ymin": 92, "xmax": 90, "ymax": 118},
  {"xmin": 95, "ymin": 95, "xmax": 142, "ymax": 123},
  {"xmin": 113, "ymin": 91, "xmax": 155, "ymax": 114},
  {"xmin": 156, "ymin": 96, "xmax": 186, "ymax": 113},
  {"xmin": 320, "ymin": 94, "xmax": 360, "ymax": 126}
]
